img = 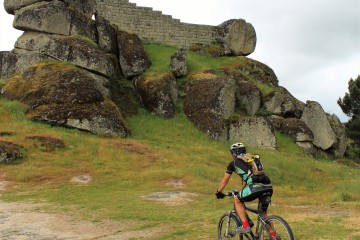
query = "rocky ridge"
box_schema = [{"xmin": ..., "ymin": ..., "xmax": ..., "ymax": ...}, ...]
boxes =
[{"xmin": 0, "ymin": 0, "xmax": 347, "ymax": 158}]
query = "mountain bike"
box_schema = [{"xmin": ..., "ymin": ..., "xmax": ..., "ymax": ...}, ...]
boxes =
[{"xmin": 218, "ymin": 189, "xmax": 294, "ymax": 240}]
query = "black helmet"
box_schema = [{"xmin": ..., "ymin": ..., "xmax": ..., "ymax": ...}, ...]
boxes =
[{"xmin": 230, "ymin": 142, "xmax": 246, "ymax": 155}]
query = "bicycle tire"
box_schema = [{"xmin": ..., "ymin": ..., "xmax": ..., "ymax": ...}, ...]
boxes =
[
  {"xmin": 218, "ymin": 213, "xmax": 241, "ymax": 240},
  {"xmin": 259, "ymin": 215, "xmax": 294, "ymax": 240}
]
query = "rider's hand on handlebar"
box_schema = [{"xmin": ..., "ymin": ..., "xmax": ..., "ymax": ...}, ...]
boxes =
[{"xmin": 215, "ymin": 191, "xmax": 226, "ymax": 199}]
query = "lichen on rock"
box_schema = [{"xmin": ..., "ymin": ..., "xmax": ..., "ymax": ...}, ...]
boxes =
[
  {"xmin": 217, "ymin": 19, "xmax": 257, "ymax": 56},
  {"xmin": 117, "ymin": 31, "xmax": 152, "ymax": 79},
  {"xmin": 184, "ymin": 73, "xmax": 236, "ymax": 140},
  {"xmin": 2, "ymin": 62, "xmax": 131, "ymax": 136},
  {"xmin": 0, "ymin": 140, "xmax": 23, "ymax": 163},
  {"xmin": 134, "ymin": 73, "xmax": 178, "ymax": 118}
]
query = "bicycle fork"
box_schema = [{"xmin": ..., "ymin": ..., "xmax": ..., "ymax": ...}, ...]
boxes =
[
  {"xmin": 225, "ymin": 210, "xmax": 234, "ymax": 237},
  {"xmin": 232, "ymin": 210, "xmax": 257, "ymax": 240}
]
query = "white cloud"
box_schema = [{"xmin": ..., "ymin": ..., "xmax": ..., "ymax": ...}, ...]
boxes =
[{"xmin": 0, "ymin": 1, "xmax": 23, "ymax": 51}]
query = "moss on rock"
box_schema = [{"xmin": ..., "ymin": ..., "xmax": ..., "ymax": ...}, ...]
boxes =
[
  {"xmin": 0, "ymin": 140, "xmax": 23, "ymax": 163},
  {"xmin": 2, "ymin": 62, "xmax": 130, "ymax": 136},
  {"xmin": 184, "ymin": 74, "xmax": 236, "ymax": 139},
  {"xmin": 135, "ymin": 73, "xmax": 178, "ymax": 118}
]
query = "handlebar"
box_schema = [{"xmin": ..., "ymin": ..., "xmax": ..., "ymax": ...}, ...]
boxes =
[
  {"xmin": 224, "ymin": 189, "xmax": 239, "ymax": 197},
  {"xmin": 223, "ymin": 190, "xmax": 258, "ymax": 214}
]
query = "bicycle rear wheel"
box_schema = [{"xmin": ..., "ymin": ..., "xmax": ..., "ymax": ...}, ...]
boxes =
[
  {"xmin": 259, "ymin": 215, "xmax": 294, "ymax": 240},
  {"xmin": 218, "ymin": 213, "xmax": 241, "ymax": 240}
]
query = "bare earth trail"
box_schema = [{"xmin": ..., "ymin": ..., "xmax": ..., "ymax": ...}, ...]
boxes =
[
  {"xmin": 0, "ymin": 201, "xmax": 360, "ymax": 240},
  {"xmin": 0, "ymin": 195, "xmax": 359, "ymax": 239},
  {"xmin": 0, "ymin": 189, "xmax": 197, "ymax": 240},
  {"xmin": 0, "ymin": 201, "xmax": 165, "ymax": 240},
  {"xmin": 0, "ymin": 179, "xmax": 197, "ymax": 240}
]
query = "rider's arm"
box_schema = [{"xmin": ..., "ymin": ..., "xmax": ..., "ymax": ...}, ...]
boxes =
[{"xmin": 217, "ymin": 173, "xmax": 231, "ymax": 193}]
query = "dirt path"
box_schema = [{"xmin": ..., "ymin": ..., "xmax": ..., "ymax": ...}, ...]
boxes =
[
  {"xmin": 0, "ymin": 179, "xmax": 196, "ymax": 240},
  {"xmin": 1, "ymin": 192, "xmax": 359, "ymax": 239},
  {"xmin": 0, "ymin": 201, "xmax": 164, "ymax": 240}
]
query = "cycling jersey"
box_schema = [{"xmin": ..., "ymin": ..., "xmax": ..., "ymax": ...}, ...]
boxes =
[
  {"xmin": 226, "ymin": 158, "xmax": 273, "ymax": 208},
  {"xmin": 226, "ymin": 158, "xmax": 271, "ymax": 185}
]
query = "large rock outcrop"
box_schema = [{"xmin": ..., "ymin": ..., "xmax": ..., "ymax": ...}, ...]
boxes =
[
  {"xmin": 0, "ymin": 51, "xmax": 45, "ymax": 79},
  {"xmin": 95, "ymin": 15, "xmax": 118, "ymax": 54},
  {"xmin": 217, "ymin": 19, "xmax": 256, "ymax": 56},
  {"xmin": 279, "ymin": 118, "xmax": 313, "ymax": 153},
  {"xmin": 13, "ymin": 1, "xmax": 97, "ymax": 42},
  {"xmin": 221, "ymin": 58, "xmax": 279, "ymax": 87},
  {"xmin": 14, "ymin": 32, "xmax": 117, "ymax": 78},
  {"xmin": 327, "ymin": 114, "xmax": 348, "ymax": 157},
  {"xmin": 0, "ymin": 0, "xmax": 155, "ymax": 137},
  {"xmin": 4, "ymin": 0, "xmax": 43, "ymax": 14},
  {"xmin": 242, "ymin": 58, "xmax": 279, "ymax": 86},
  {"xmin": 170, "ymin": 49, "xmax": 188, "ymax": 78},
  {"xmin": 1, "ymin": 0, "xmax": 348, "ymax": 158},
  {"xmin": 235, "ymin": 78, "xmax": 261, "ymax": 116},
  {"xmin": 1, "ymin": 62, "xmax": 130, "ymax": 136},
  {"xmin": 62, "ymin": 0, "xmax": 96, "ymax": 18},
  {"xmin": 2, "ymin": 0, "xmax": 151, "ymax": 82},
  {"xmin": 135, "ymin": 73, "xmax": 178, "ymax": 118},
  {"xmin": 229, "ymin": 117, "xmax": 276, "ymax": 149},
  {"xmin": 280, "ymin": 118, "xmax": 314, "ymax": 143},
  {"xmin": 117, "ymin": 31, "xmax": 152, "ymax": 79},
  {"xmin": 301, "ymin": 101, "xmax": 336, "ymax": 150},
  {"xmin": 271, "ymin": 116, "xmax": 316, "ymax": 155},
  {"xmin": 5, "ymin": 0, "xmax": 96, "ymax": 17},
  {"xmin": 184, "ymin": 73, "xmax": 236, "ymax": 140},
  {"xmin": 263, "ymin": 88, "xmax": 305, "ymax": 118}
]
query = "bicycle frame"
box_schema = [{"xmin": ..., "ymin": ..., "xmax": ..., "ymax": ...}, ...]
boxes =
[
  {"xmin": 244, "ymin": 205, "xmax": 267, "ymax": 239},
  {"xmin": 219, "ymin": 190, "xmax": 294, "ymax": 240},
  {"xmin": 224, "ymin": 191, "xmax": 272, "ymax": 239}
]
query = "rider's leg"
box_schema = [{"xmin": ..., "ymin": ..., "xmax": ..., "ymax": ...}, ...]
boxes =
[
  {"xmin": 234, "ymin": 186, "xmax": 253, "ymax": 232},
  {"xmin": 234, "ymin": 196, "xmax": 247, "ymax": 222},
  {"xmin": 259, "ymin": 193, "xmax": 276, "ymax": 238},
  {"xmin": 234, "ymin": 197, "xmax": 251, "ymax": 233}
]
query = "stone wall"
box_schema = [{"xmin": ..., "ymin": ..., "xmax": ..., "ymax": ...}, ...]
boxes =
[{"xmin": 95, "ymin": 0, "xmax": 217, "ymax": 48}]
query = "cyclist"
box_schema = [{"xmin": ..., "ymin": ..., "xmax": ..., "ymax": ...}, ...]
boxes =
[{"xmin": 215, "ymin": 142, "xmax": 275, "ymax": 238}]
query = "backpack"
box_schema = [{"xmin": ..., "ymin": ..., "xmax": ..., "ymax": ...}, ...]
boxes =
[{"xmin": 237, "ymin": 153, "xmax": 265, "ymax": 176}]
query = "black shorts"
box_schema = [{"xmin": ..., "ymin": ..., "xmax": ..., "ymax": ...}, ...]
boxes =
[{"xmin": 238, "ymin": 183, "xmax": 273, "ymax": 212}]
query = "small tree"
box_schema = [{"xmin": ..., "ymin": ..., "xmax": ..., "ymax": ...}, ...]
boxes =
[
  {"xmin": 338, "ymin": 75, "xmax": 360, "ymax": 158},
  {"xmin": 338, "ymin": 75, "xmax": 360, "ymax": 119}
]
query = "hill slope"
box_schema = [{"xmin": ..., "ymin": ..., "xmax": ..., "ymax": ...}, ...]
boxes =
[{"xmin": 0, "ymin": 98, "xmax": 359, "ymax": 239}]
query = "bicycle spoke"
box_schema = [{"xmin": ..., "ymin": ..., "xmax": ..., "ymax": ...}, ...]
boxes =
[
  {"xmin": 259, "ymin": 216, "xmax": 294, "ymax": 240},
  {"xmin": 218, "ymin": 214, "xmax": 240, "ymax": 239},
  {"xmin": 242, "ymin": 233, "xmax": 253, "ymax": 240}
]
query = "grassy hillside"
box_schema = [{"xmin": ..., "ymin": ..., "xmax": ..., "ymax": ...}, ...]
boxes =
[
  {"xmin": 0, "ymin": 98, "xmax": 359, "ymax": 239},
  {"xmin": 0, "ymin": 43, "xmax": 359, "ymax": 239}
]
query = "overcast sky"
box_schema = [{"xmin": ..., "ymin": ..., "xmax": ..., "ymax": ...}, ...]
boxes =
[{"xmin": 1, "ymin": 0, "xmax": 359, "ymax": 122}]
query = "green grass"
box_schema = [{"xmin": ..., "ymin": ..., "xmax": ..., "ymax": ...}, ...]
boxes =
[
  {"xmin": 144, "ymin": 42, "xmax": 248, "ymax": 75},
  {"xmin": 187, "ymin": 52, "xmax": 243, "ymax": 74},
  {"xmin": 1, "ymin": 42, "xmax": 360, "ymax": 239},
  {"xmin": 143, "ymin": 43, "xmax": 243, "ymax": 75},
  {"xmin": 0, "ymin": 98, "xmax": 359, "ymax": 239},
  {"xmin": 143, "ymin": 43, "xmax": 279, "ymax": 99},
  {"xmin": 143, "ymin": 43, "xmax": 178, "ymax": 77}
]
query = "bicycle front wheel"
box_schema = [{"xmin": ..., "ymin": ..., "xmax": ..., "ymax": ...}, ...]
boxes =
[
  {"xmin": 259, "ymin": 215, "xmax": 294, "ymax": 240},
  {"xmin": 218, "ymin": 213, "xmax": 241, "ymax": 240}
]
